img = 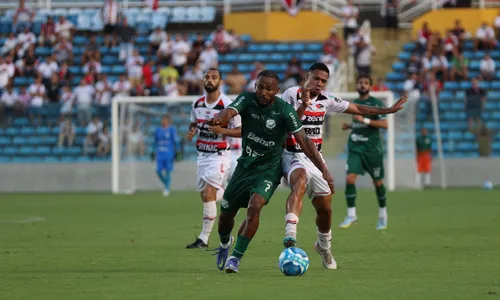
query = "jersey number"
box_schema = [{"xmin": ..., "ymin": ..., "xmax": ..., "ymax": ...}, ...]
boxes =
[{"xmin": 264, "ymin": 183, "xmax": 271, "ymax": 192}]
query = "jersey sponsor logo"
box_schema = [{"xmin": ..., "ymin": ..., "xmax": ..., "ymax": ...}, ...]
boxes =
[
  {"xmin": 247, "ymin": 132, "xmax": 276, "ymax": 147},
  {"xmin": 232, "ymin": 96, "xmax": 245, "ymax": 109},
  {"xmin": 304, "ymin": 127, "xmax": 320, "ymax": 135},
  {"xmin": 251, "ymin": 113, "xmax": 260, "ymax": 120},
  {"xmin": 199, "ymin": 130, "xmax": 219, "ymax": 140},
  {"xmin": 316, "ymin": 103, "xmax": 324, "ymax": 109},
  {"xmin": 285, "ymin": 137, "xmax": 322, "ymax": 152},
  {"xmin": 266, "ymin": 119, "xmax": 276, "ymax": 130},
  {"xmin": 221, "ymin": 199, "xmax": 229, "ymax": 209},
  {"xmin": 350, "ymin": 133, "xmax": 369, "ymax": 142},
  {"xmin": 302, "ymin": 114, "xmax": 325, "ymax": 126},
  {"xmin": 289, "ymin": 112, "xmax": 299, "ymax": 128}
]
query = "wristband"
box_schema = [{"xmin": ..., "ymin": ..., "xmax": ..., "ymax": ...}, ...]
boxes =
[{"xmin": 363, "ymin": 118, "xmax": 371, "ymax": 125}]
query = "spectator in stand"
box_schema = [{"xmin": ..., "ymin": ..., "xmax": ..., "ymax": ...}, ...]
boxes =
[
  {"xmin": 102, "ymin": 0, "xmax": 120, "ymax": 48},
  {"xmin": 475, "ymin": 22, "xmax": 495, "ymax": 51},
  {"xmin": 58, "ymin": 117, "xmax": 75, "ymax": 148},
  {"xmin": 480, "ymin": 52, "xmax": 496, "ymax": 81},
  {"xmin": 188, "ymin": 33, "xmax": 205, "ymax": 65},
  {"xmin": 97, "ymin": 126, "xmax": 111, "ymax": 157},
  {"xmin": 323, "ymin": 28, "xmax": 342, "ymax": 58},
  {"xmin": 37, "ymin": 54, "xmax": 58, "ymax": 85},
  {"xmin": 126, "ymin": 49, "xmax": 144, "ymax": 87},
  {"xmin": 13, "ymin": 0, "xmax": 34, "ymax": 33},
  {"xmin": 443, "ymin": 29, "xmax": 459, "ymax": 61},
  {"xmin": 1, "ymin": 33, "xmax": 18, "ymax": 56},
  {"xmin": 83, "ymin": 34, "xmax": 101, "ymax": 65},
  {"xmin": 494, "ymin": 11, "xmax": 500, "ymax": 39},
  {"xmin": 406, "ymin": 52, "xmax": 422, "ymax": 78},
  {"xmin": 355, "ymin": 38, "xmax": 376, "ymax": 76},
  {"xmin": 431, "ymin": 50, "xmax": 449, "ymax": 81},
  {"xmin": 46, "ymin": 74, "xmax": 61, "ymax": 120},
  {"xmin": 450, "ymin": 51, "xmax": 469, "ymax": 81},
  {"xmin": 171, "ymin": 34, "xmax": 190, "ymax": 76},
  {"xmin": 29, "ymin": 76, "xmax": 46, "ymax": 125},
  {"xmin": 60, "ymin": 85, "xmax": 74, "ymax": 118},
  {"xmin": 131, "ymin": 78, "xmax": 150, "ymax": 96},
  {"xmin": 22, "ymin": 47, "xmax": 38, "ymax": 77},
  {"xmin": 465, "ymin": 78, "xmax": 486, "ymax": 131},
  {"xmin": 117, "ymin": 18, "xmax": 136, "ymax": 61},
  {"xmin": 39, "ymin": 16, "xmax": 56, "ymax": 47},
  {"xmin": 164, "ymin": 76, "xmax": 179, "ymax": 97},
  {"xmin": 184, "ymin": 63, "xmax": 204, "ymax": 95},
  {"xmin": 427, "ymin": 31, "xmax": 443, "ymax": 54},
  {"xmin": 285, "ymin": 56, "xmax": 304, "ymax": 84},
  {"xmin": 17, "ymin": 27, "xmax": 36, "ymax": 53},
  {"xmin": 112, "ymin": 74, "xmax": 132, "ymax": 97},
  {"xmin": 0, "ymin": 56, "xmax": 15, "ymax": 90},
  {"xmin": 84, "ymin": 116, "xmax": 103, "ymax": 155},
  {"xmin": 250, "ymin": 61, "xmax": 265, "ymax": 80},
  {"xmin": 225, "ymin": 64, "xmax": 247, "ymax": 95},
  {"xmin": 149, "ymin": 27, "xmax": 167, "ymax": 54},
  {"xmin": 55, "ymin": 16, "xmax": 74, "ymax": 41},
  {"xmin": 0, "ymin": 85, "xmax": 18, "ymax": 125},
  {"xmin": 372, "ymin": 78, "xmax": 389, "ymax": 92},
  {"xmin": 198, "ymin": 41, "xmax": 218, "ymax": 71},
  {"xmin": 341, "ymin": 0, "xmax": 359, "ymax": 41},
  {"xmin": 17, "ymin": 86, "xmax": 30, "ymax": 116},
  {"xmin": 176, "ymin": 78, "xmax": 188, "ymax": 96},
  {"xmin": 451, "ymin": 19, "xmax": 466, "ymax": 51},
  {"xmin": 74, "ymin": 78, "xmax": 95, "ymax": 126},
  {"xmin": 157, "ymin": 35, "xmax": 173, "ymax": 65},
  {"xmin": 384, "ymin": 0, "xmax": 399, "ymax": 41},
  {"xmin": 403, "ymin": 72, "xmax": 421, "ymax": 116},
  {"xmin": 210, "ymin": 24, "xmax": 230, "ymax": 54},
  {"xmin": 422, "ymin": 72, "xmax": 443, "ymax": 119},
  {"xmin": 58, "ymin": 61, "xmax": 72, "ymax": 85},
  {"xmin": 417, "ymin": 22, "xmax": 432, "ymax": 54},
  {"xmin": 83, "ymin": 54, "xmax": 102, "ymax": 75},
  {"xmin": 127, "ymin": 122, "xmax": 145, "ymax": 156},
  {"xmin": 142, "ymin": 60, "xmax": 155, "ymax": 93},
  {"xmin": 53, "ymin": 36, "xmax": 73, "ymax": 65},
  {"xmin": 227, "ymin": 29, "xmax": 243, "ymax": 51}
]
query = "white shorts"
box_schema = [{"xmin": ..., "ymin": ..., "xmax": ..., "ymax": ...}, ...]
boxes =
[
  {"xmin": 197, "ymin": 159, "xmax": 231, "ymax": 192},
  {"xmin": 228, "ymin": 148, "xmax": 242, "ymax": 179},
  {"xmin": 281, "ymin": 150, "xmax": 330, "ymax": 199}
]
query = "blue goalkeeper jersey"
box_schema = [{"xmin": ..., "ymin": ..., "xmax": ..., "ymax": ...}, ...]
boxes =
[{"xmin": 155, "ymin": 126, "xmax": 178, "ymax": 159}]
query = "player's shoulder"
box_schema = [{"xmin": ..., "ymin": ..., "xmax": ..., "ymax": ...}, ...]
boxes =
[
  {"xmin": 370, "ymin": 96, "xmax": 386, "ymax": 107},
  {"xmin": 192, "ymin": 95, "xmax": 206, "ymax": 108},
  {"xmin": 219, "ymin": 93, "xmax": 234, "ymax": 107},
  {"xmin": 318, "ymin": 91, "xmax": 346, "ymax": 103},
  {"xmin": 236, "ymin": 91, "xmax": 256, "ymax": 100}
]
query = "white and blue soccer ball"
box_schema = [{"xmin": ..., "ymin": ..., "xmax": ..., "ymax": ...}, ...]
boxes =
[
  {"xmin": 483, "ymin": 181, "xmax": 494, "ymax": 190},
  {"xmin": 278, "ymin": 247, "xmax": 309, "ymax": 276}
]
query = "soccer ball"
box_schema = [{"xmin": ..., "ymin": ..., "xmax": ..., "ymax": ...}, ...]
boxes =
[
  {"xmin": 278, "ymin": 247, "xmax": 309, "ymax": 276},
  {"xmin": 483, "ymin": 181, "xmax": 494, "ymax": 190}
]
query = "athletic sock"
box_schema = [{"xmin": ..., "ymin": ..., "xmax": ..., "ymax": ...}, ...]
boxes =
[
  {"xmin": 163, "ymin": 171, "xmax": 171, "ymax": 190},
  {"xmin": 231, "ymin": 235, "xmax": 251, "ymax": 259},
  {"xmin": 317, "ymin": 229, "xmax": 332, "ymax": 249},
  {"xmin": 376, "ymin": 184, "xmax": 387, "ymax": 208},
  {"xmin": 156, "ymin": 170, "xmax": 166, "ymax": 186},
  {"xmin": 219, "ymin": 232, "xmax": 231, "ymax": 248},
  {"xmin": 424, "ymin": 173, "xmax": 431, "ymax": 186},
  {"xmin": 345, "ymin": 183, "xmax": 357, "ymax": 217},
  {"xmin": 198, "ymin": 201, "xmax": 217, "ymax": 244},
  {"xmin": 284, "ymin": 213, "xmax": 299, "ymax": 240}
]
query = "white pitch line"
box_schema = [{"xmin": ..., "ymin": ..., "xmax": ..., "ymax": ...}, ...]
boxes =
[{"xmin": 0, "ymin": 216, "xmax": 46, "ymax": 224}]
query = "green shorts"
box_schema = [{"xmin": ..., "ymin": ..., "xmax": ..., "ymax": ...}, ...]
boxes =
[
  {"xmin": 346, "ymin": 151, "xmax": 385, "ymax": 180},
  {"xmin": 221, "ymin": 164, "xmax": 282, "ymax": 212}
]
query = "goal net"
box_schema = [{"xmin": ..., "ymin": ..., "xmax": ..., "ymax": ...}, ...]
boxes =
[{"xmin": 111, "ymin": 92, "xmax": 419, "ymax": 194}]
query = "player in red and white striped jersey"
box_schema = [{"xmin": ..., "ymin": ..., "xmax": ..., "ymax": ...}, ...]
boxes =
[
  {"xmin": 186, "ymin": 68, "xmax": 242, "ymax": 249},
  {"xmin": 227, "ymin": 136, "xmax": 242, "ymax": 180},
  {"xmin": 281, "ymin": 63, "xmax": 407, "ymax": 269}
]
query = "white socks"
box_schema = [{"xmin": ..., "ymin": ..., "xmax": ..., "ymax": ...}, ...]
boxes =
[
  {"xmin": 424, "ymin": 173, "xmax": 431, "ymax": 186},
  {"xmin": 199, "ymin": 201, "xmax": 217, "ymax": 244},
  {"xmin": 317, "ymin": 229, "xmax": 332, "ymax": 249},
  {"xmin": 379, "ymin": 207, "xmax": 388, "ymax": 219},
  {"xmin": 417, "ymin": 173, "xmax": 432, "ymax": 187},
  {"xmin": 347, "ymin": 207, "xmax": 357, "ymax": 218},
  {"xmin": 285, "ymin": 213, "xmax": 299, "ymax": 239}
]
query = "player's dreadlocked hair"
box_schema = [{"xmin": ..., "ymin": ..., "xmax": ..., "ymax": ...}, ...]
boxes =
[
  {"xmin": 356, "ymin": 74, "xmax": 373, "ymax": 85},
  {"xmin": 308, "ymin": 63, "xmax": 330, "ymax": 76},
  {"xmin": 257, "ymin": 70, "xmax": 280, "ymax": 82}
]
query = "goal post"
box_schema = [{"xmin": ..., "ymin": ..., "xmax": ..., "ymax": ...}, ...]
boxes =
[{"xmin": 111, "ymin": 91, "xmax": 414, "ymax": 194}]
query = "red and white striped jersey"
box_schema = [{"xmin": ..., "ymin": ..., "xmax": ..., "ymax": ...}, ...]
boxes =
[
  {"xmin": 281, "ymin": 86, "xmax": 349, "ymax": 152},
  {"xmin": 190, "ymin": 93, "xmax": 241, "ymax": 156}
]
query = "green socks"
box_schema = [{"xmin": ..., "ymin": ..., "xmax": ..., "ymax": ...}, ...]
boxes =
[
  {"xmin": 231, "ymin": 235, "xmax": 251, "ymax": 259},
  {"xmin": 376, "ymin": 184, "xmax": 387, "ymax": 208},
  {"xmin": 345, "ymin": 183, "xmax": 357, "ymax": 208}
]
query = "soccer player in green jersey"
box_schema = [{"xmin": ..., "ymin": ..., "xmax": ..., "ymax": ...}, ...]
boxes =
[
  {"xmin": 339, "ymin": 74, "xmax": 397, "ymax": 230},
  {"xmin": 207, "ymin": 70, "xmax": 334, "ymax": 273}
]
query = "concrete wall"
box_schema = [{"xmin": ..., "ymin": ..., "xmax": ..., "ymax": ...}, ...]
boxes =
[{"xmin": 0, "ymin": 158, "xmax": 498, "ymax": 193}]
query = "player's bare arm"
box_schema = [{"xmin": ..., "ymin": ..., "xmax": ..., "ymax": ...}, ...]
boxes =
[
  {"xmin": 187, "ymin": 122, "xmax": 197, "ymax": 141},
  {"xmin": 206, "ymin": 108, "xmax": 238, "ymax": 126},
  {"xmin": 296, "ymin": 90, "xmax": 311, "ymax": 119},
  {"xmin": 293, "ymin": 129, "xmax": 335, "ymax": 194},
  {"xmin": 344, "ymin": 94, "xmax": 408, "ymax": 115},
  {"xmin": 342, "ymin": 115, "xmax": 388, "ymax": 130},
  {"xmin": 208, "ymin": 126, "xmax": 242, "ymax": 138}
]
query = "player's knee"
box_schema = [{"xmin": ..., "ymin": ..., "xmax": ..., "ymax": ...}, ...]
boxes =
[
  {"xmin": 247, "ymin": 196, "xmax": 265, "ymax": 220},
  {"xmin": 374, "ymin": 180, "xmax": 384, "ymax": 187},
  {"xmin": 346, "ymin": 174, "xmax": 357, "ymax": 185},
  {"xmin": 201, "ymin": 185, "xmax": 217, "ymax": 201},
  {"xmin": 313, "ymin": 197, "xmax": 332, "ymax": 217}
]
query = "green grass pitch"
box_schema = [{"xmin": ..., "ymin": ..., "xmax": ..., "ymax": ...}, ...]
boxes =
[{"xmin": 1, "ymin": 189, "xmax": 499, "ymax": 300}]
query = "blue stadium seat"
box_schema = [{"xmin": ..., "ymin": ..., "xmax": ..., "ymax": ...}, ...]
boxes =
[
  {"xmin": 306, "ymin": 43, "xmax": 322, "ymax": 52},
  {"xmin": 238, "ymin": 53, "xmax": 254, "ymax": 62},
  {"xmin": 444, "ymin": 81, "xmax": 459, "ymax": 90},
  {"xmin": 460, "ymin": 81, "xmax": 472, "ymax": 89},
  {"xmin": 255, "ymin": 53, "xmax": 268, "ymax": 61},
  {"xmin": 36, "ymin": 127, "xmax": 51, "ymax": 135},
  {"xmin": 111, "ymin": 65, "xmax": 127, "ymax": 75},
  {"xmin": 171, "ymin": 7, "xmax": 187, "ymax": 23},
  {"xmin": 37, "ymin": 146, "xmax": 51, "ymax": 155},
  {"xmin": 403, "ymin": 42, "xmax": 416, "ymax": 52},
  {"xmin": 0, "ymin": 137, "xmax": 11, "ymax": 146},
  {"xmin": 223, "ymin": 53, "xmax": 238, "ymax": 63},
  {"xmin": 275, "ymin": 44, "xmax": 290, "ymax": 52},
  {"xmin": 200, "ymin": 6, "xmax": 216, "ymax": 23},
  {"xmin": 301, "ymin": 52, "xmax": 317, "ymax": 61},
  {"xmin": 386, "ymin": 72, "xmax": 404, "ymax": 81},
  {"xmin": 398, "ymin": 52, "xmax": 411, "ymax": 61},
  {"xmin": 489, "ymin": 91, "xmax": 500, "ymax": 99},
  {"xmin": 392, "ymin": 62, "xmax": 405, "ymax": 72}
]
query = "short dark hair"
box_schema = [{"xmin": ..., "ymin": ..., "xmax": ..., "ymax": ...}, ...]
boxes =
[
  {"xmin": 356, "ymin": 74, "xmax": 373, "ymax": 85},
  {"xmin": 257, "ymin": 70, "xmax": 280, "ymax": 82},
  {"xmin": 308, "ymin": 63, "xmax": 330, "ymax": 76},
  {"xmin": 205, "ymin": 68, "xmax": 222, "ymax": 77}
]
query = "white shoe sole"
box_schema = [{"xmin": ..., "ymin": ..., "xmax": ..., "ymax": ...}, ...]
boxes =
[{"xmin": 314, "ymin": 242, "xmax": 337, "ymax": 270}]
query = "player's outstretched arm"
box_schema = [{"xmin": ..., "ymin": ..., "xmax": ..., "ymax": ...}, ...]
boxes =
[
  {"xmin": 293, "ymin": 129, "xmax": 335, "ymax": 194},
  {"xmin": 206, "ymin": 108, "xmax": 238, "ymax": 127},
  {"xmin": 208, "ymin": 126, "xmax": 242, "ymax": 138},
  {"xmin": 344, "ymin": 94, "xmax": 408, "ymax": 116}
]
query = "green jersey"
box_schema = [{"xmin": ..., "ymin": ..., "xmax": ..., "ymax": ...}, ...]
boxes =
[
  {"xmin": 416, "ymin": 135, "xmax": 432, "ymax": 152},
  {"xmin": 347, "ymin": 96, "xmax": 386, "ymax": 154},
  {"xmin": 228, "ymin": 92, "xmax": 303, "ymax": 171}
]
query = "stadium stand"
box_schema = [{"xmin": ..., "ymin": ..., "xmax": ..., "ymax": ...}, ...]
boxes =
[{"xmin": 0, "ymin": 6, "xmax": 324, "ymax": 163}]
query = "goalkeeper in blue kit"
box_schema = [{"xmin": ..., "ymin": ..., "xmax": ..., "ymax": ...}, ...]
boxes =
[{"xmin": 153, "ymin": 115, "xmax": 179, "ymax": 196}]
